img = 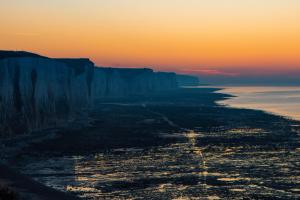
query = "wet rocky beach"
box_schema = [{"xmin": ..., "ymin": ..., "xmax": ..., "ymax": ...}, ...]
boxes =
[{"xmin": 4, "ymin": 88, "xmax": 300, "ymax": 199}]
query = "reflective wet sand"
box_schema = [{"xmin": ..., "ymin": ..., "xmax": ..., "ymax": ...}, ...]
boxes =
[{"xmin": 17, "ymin": 127, "xmax": 300, "ymax": 199}]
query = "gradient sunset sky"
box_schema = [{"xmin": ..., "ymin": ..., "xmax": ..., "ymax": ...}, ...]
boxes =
[{"xmin": 1, "ymin": 0, "xmax": 300, "ymax": 79}]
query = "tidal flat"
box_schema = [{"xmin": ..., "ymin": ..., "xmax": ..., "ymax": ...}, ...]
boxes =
[{"xmin": 4, "ymin": 88, "xmax": 300, "ymax": 199}]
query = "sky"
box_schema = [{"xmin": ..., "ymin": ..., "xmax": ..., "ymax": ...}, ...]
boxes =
[{"xmin": 1, "ymin": 0, "xmax": 300, "ymax": 84}]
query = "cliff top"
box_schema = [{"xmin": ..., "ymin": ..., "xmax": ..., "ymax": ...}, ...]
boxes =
[
  {"xmin": 0, "ymin": 50, "xmax": 47, "ymax": 60},
  {"xmin": 96, "ymin": 67, "xmax": 153, "ymax": 72},
  {"xmin": 55, "ymin": 58, "xmax": 93, "ymax": 65},
  {"xmin": 95, "ymin": 67, "xmax": 154, "ymax": 79}
]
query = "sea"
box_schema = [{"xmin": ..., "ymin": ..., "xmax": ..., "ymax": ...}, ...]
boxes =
[{"xmin": 217, "ymin": 86, "xmax": 300, "ymax": 121}]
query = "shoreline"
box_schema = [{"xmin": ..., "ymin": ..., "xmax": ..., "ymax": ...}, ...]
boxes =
[
  {"xmin": 1, "ymin": 87, "xmax": 300, "ymax": 199},
  {"xmin": 216, "ymin": 86, "xmax": 300, "ymax": 122}
]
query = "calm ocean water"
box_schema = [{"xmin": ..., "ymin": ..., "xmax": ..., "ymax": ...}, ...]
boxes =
[{"xmin": 218, "ymin": 86, "xmax": 300, "ymax": 121}]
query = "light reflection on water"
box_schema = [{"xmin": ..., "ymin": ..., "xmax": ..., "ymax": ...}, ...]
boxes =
[
  {"xmin": 217, "ymin": 86, "xmax": 300, "ymax": 121},
  {"xmin": 18, "ymin": 127, "xmax": 300, "ymax": 199}
]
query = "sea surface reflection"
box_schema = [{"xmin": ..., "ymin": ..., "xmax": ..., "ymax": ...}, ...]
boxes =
[{"xmin": 218, "ymin": 86, "xmax": 300, "ymax": 121}]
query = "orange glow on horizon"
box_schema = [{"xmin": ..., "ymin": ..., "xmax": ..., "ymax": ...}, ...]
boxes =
[{"xmin": 1, "ymin": 0, "xmax": 300, "ymax": 76}]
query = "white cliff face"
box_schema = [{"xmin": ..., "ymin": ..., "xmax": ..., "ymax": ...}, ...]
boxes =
[
  {"xmin": 176, "ymin": 74, "xmax": 200, "ymax": 87},
  {"xmin": 93, "ymin": 68, "xmax": 157, "ymax": 98},
  {"xmin": 0, "ymin": 57, "xmax": 93, "ymax": 136},
  {"xmin": 152, "ymin": 72, "xmax": 178, "ymax": 91},
  {"xmin": 0, "ymin": 53, "xmax": 179, "ymax": 136},
  {"xmin": 56, "ymin": 59, "xmax": 94, "ymax": 107}
]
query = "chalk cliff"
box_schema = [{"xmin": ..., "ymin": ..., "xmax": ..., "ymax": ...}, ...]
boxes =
[
  {"xmin": 0, "ymin": 51, "xmax": 95, "ymax": 136},
  {"xmin": 93, "ymin": 67, "xmax": 154, "ymax": 98},
  {"xmin": 153, "ymin": 72, "xmax": 178, "ymax": 91},
  {"xmin": 0, "ymin": 57, "xmax": 72, "ymax": 135},
  {"xmin": 56, "ymin": 58, "xmax": 94, "ymax": 106},
  {"xmin": 176, "ymin": 74, "xmax": 200, "ymax": 86},
  {"xmin": 93, "ymin": 68, "xmax": 178, "ymax": 98}
]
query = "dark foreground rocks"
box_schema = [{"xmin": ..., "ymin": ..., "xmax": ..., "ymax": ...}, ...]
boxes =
[{"xmin": 0, "ymin": 164, "xmax": 80, "ymax": 200}]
